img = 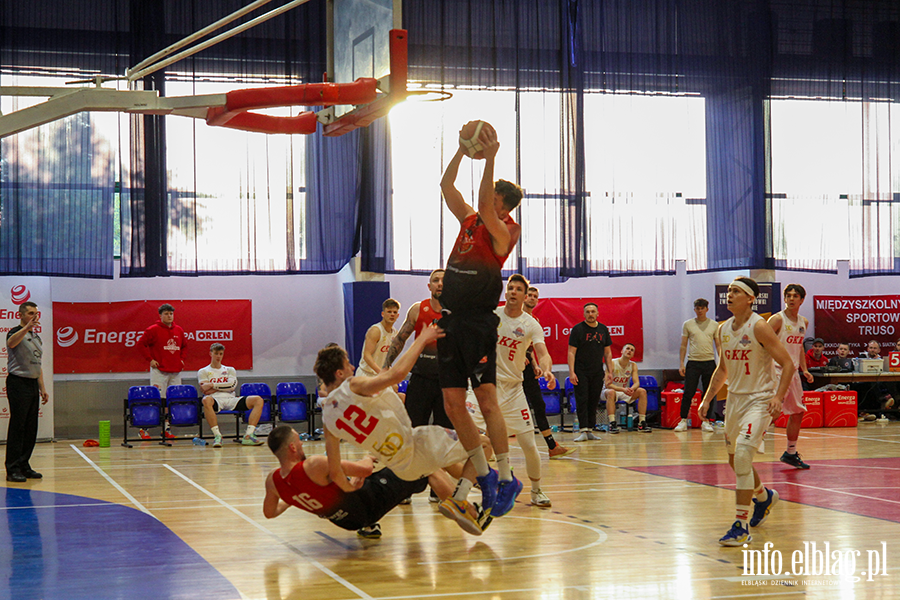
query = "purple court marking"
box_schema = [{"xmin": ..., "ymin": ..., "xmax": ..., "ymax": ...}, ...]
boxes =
[
  {"xmin": 629, "ymin": 458, "xmax": 900, "ymax": 523},
  {"xmin": 1, "ymin": 488, "xmax": 241, "ymax": 600}
]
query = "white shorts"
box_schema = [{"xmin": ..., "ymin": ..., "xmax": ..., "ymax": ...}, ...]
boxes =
[
  {"xmin": 603, "ymin": 389, "xmax": 634, "ymax": 404},
  {"xmin": 465, "ymin": 379, "xmax": 533, "ymax": 436},
  {"xmin": 150, "ymin": 368, "xmax": 181, "ymax": 398},
  {"xmin": 388, "ymin": 426, "xmax": 468, "ymax": 481},
  {"xmin": 778, "ymin": 369, "xmax": 806, "ymax": 415},
  {"xmin": 724, "ymin": 392, "xmax": 772, "ymax": 455},
  {"xmin": 212, "ymin": 393, "xmax": 244, "ymax": 412}
]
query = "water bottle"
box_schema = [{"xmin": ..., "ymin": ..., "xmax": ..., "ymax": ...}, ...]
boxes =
[
  {"xmin": 573, "ymin": 416, "xmax": 580, "ymax": 432},
  {"xmin": 192, "ymin": 437, "xmax": 207, "ymax": 446},
  {"xmin": 299, "ymin": 432, "xmax": 310, "ymax": 441},
  {"xmin": 551, "ymin": 425, "xmax": 559, "ymax": 433},
  {"xmin": 626, "ymin": 413, "xmax": 634, "ymax": 431}
]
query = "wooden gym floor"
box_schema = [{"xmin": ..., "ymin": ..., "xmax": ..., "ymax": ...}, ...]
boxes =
[{"xmin": 3, "ymin": 422, "xmax": 900, "ymax": 600}]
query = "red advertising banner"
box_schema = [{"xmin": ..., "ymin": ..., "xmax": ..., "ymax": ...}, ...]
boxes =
[
  {"xmin": 531, "ymin": 297, "xmax": 644, "ymax": 365},
  {"xmin": 813, "ymin": 295, "xmax": 900, "ymax": 356},
  {"xmin": 52, "ymin": 300, "xmax": 252, "ymax": 374}
]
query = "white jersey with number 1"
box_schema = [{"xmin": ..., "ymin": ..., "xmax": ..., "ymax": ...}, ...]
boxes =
[
  {"xmin": 720, "ymin": 313, "xmax": 775, "ymax": 396},
  {"xmin": 494, "ymin": 307, "xmax": 544, "ymax": 383}
]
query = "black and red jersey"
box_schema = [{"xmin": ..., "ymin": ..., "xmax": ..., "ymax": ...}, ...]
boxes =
[{"xmin": 442, "ymin": 212, "xmax": 515, "ymax": 314}]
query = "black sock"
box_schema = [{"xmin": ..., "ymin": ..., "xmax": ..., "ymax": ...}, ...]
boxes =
[{"xmin": 544, "ymin": 434, "xmax": 557, "ymax": 450}]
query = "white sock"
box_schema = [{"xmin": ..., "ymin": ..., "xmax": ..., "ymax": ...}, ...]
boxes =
[
  {"xmin": 211, "ymin": 426, "xmax": 221, "ymax": 437},
  {"xmin": 245, "ymin": 425, "xmax": 257, "ymax": 437},
  {"xmin": 495, "ymin": 453, "xmax": 511, "ymax": 481},
  {"xmin": 453, "ymin": 478, "xmax": 473, "ymax": 502},
  {"xmin": 467, "ymin": 447, "xmax": 490, "ymax": 477}
]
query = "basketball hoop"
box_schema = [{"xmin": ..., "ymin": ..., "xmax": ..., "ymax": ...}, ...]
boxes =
[{"xmin": 0, "ymin": 1, "xmax": 408, "ymax": 138}]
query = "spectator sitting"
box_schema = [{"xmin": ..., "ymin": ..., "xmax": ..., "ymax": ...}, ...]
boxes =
[
  {"xmin": 601, "ymin": 343, "xmax": 651, "ymax": 434},
  {"xmin": 864, "ymin": 339, "xmax": 882, "ymax": 359},
  {"xmin": 199, "ymin": 343, "xmax": 266, "ymax": 447},
  {"xmin": 828, "ymin": 343, "xmax": 853, "ymax": 372},
  {"xmin": 805, "ymin": 338, "xmax": 829, "ymax": 368}
]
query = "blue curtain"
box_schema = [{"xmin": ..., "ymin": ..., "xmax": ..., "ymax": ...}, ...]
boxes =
[{"xmin": 0, "ymin": 113, "xmax": 116, "ymax": 278}]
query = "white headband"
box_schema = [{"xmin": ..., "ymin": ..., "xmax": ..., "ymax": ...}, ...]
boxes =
[{"xmin": 731, "ymin": 279, "xmax": 756, "ymax": 298}]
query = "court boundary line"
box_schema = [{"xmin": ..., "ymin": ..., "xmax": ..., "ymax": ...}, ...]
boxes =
[
  {"xmin": 69, "ymin": 444, "xmax": 156, "ymax": 518},
  {"xmin": 163, "ymin": 463, "xmax": 374, "ymax": 600}
]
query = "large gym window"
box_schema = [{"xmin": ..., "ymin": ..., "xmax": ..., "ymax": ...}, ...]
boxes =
[
  {"xmin": 770, "ymin": 99, "xmax": 900, "ymax": 274},
  {"xmin": 388, "ymin": 89, "xmax": 707, "ymax": 277},
  {"xmin": 165, "ymin": 79, "xmax": 308, "ymax": 273}
]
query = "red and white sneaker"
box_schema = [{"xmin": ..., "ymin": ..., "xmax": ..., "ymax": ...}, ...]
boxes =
[{"xmin": 139, "ymin": 429, "xmax": 152, "ymax": 440}]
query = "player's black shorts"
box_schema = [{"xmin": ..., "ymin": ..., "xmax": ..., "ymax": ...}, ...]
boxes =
[
  {"xmin": 436, "ymin": 310, "xmax": 498, "ymax": 390},
  {"xmin": 329, "ymin": 468, "xmax": 428, "ymax": 530}
]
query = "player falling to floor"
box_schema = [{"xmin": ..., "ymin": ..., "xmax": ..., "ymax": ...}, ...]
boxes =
[
  {"xmin": 263, "ymin": 425, "xmax": 456, "ymax": 539},
  {"xmin": 697, "ymin": 277, "xmax": 795, "ymax": 547},
  {"xmin": 438, "ymin": 121, "xmax": 524, "ymax": 524},
  {"xmin": 465, "ymin": 274, "xmax": 557, "ymax": 508},
  {"xmin": 357, "ymin": 299, "xmax": 400, "ymax": 377},
  {"xmin": 315, "ymin": 326, "xmax": 490, "ymax": 536},
  {"xmin": 767, "ymin": 284, "xmax": 814, "ymax": 469},
  {"xmin": 601, "ymin": 343, "xmax": 652, "ymax": 434}
]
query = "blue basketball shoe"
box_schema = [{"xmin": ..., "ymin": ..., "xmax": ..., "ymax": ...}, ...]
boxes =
[{"xmin": 492, "ymin": 473, "xmax": 523, "ymax": 517}]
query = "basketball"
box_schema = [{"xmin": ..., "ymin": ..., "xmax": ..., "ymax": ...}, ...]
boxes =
[{"xmin": 458, "ymin": 120, "xmax": 495, "ymax": 159}]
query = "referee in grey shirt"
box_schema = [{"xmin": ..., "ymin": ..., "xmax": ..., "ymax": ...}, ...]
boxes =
[{"xmin": 6, "ymin": 301, "xmax": 49, "ymax": 482}]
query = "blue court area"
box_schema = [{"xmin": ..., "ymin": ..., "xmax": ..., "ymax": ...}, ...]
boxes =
[{"xmin": 1, "ymin": 487, "xmax": 240, "ymax": 600}]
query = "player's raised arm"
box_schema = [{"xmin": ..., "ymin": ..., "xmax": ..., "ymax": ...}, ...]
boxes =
[
  {"xmin": 382, "ymin": 302, "xmax": 420, "ymax": 369},
  {"xmin": 441, "ymin": 142, "xmax": 476, "ymax": 225},
  {"xmin": 475, "ymin": 127, "xmax": 520, "ymax": 256},
  {"xmin": 352, "ymin": 325, "xmax": 444, "ymax": 397}
]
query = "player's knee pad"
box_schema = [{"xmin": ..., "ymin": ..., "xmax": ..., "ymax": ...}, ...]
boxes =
[
  {"xmin": 516, "ymin": 432, "xmax": 542, "ymax": 481},
  {"xmin": 733, "ymin": 444, "xmax": 756, "ymax": 490}
]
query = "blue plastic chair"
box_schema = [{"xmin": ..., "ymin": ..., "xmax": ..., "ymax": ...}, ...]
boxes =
[
  {"xmin": 122, "ymin": 386, "xmax": 163, "ymax": 447},
  {"xmin": 239, "ymin": 382, "xmax": 273, "ymax": 424},
  {"xmin": 276, "ymin": 382, "xmax": 309, "ymax": 424},
  {"xmin": 539, "ymin": 377, "xmax": 565, "ymax": 431},
  {"xmin": 639, "ymin": 375, "xmax": 660, "ymax": 412},
  {"xmin": 397, "ymin": 379, "xmax": 409, "ymax": 394},
  {"xmin": 166, "ymin": 384, "xmax": 201, "ymax": 429}
]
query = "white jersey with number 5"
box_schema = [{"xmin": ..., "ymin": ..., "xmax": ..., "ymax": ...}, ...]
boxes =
[
  {"xmin": 495, "ymin": 307, "xmax": 545, "ymax": 383},
  {"xmin": 720, "ymin": 313, "xmax": 775, "ymax": 396}
]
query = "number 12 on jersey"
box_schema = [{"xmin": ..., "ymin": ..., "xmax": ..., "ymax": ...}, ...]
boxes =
[{"xmin": 335, "ymin": 405, "xmax": 379, "ymax": 444}]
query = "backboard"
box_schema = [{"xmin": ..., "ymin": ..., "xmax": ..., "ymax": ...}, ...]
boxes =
[{"xmin": 323, "ymin": 0, "xmax": 405, "ymax": 135}]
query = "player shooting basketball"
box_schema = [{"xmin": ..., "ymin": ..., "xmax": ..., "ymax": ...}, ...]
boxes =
[{"xmin": 436, "ymin": 121, "xmax": 525, "ymax": 528}]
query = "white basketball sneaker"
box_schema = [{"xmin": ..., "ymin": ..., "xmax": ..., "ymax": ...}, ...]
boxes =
[{"xmin": 673, "ymin": 419, "xmax": 688, "ymax": 432}]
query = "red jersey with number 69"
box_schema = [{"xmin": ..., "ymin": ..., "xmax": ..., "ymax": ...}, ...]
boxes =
[
  {"xmin": 720, "ymin": 313, "xmax": 775, "ymax": 395},
  {"xmin": 272, "ymin": 461, "xmax": 349, "ymax": 520},
  {"xmin": 442, "ymin": 212, "xmax": 516, "ymax": 314},
  {"xmin": 320, "ymin": 379, "xmax": 414, "ymax": 469}
]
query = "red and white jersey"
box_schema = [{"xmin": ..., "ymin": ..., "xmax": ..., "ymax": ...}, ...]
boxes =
[
  {"xmin": 774, "ymin": 310, "xmax": 807, "ymax": 371},
  {"xmin": 720, "ymin": 313, "xmax": 776, "ymax": 396},
  {"xmin": 607, "ymin": 357, "xmax": 634, "ymax": 389},
  {"xmin": 320, "ymin": 379, "xmax": 414, "ymax": 467},
  {"xmin": 358, "ymin": 323, "xmax": 397, "ymax": 375},
  {"xmin": 495, "ymin": 307, "xmax": 544, "ymax": 382},
  {"xmin": 198, "ymin": 363, "xmax": 238, "ymax": 401}
]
